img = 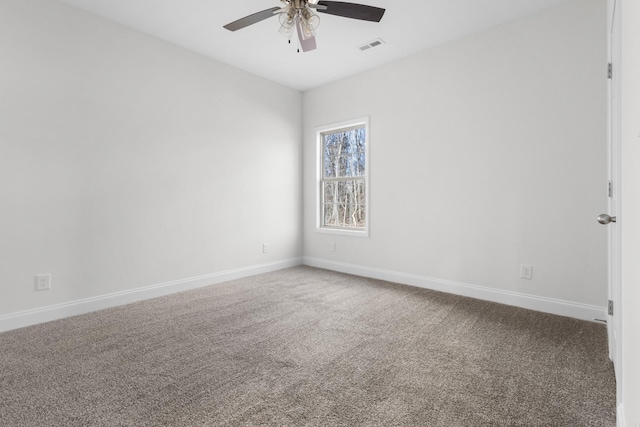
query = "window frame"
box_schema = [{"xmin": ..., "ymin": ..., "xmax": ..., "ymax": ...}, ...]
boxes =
[{"xmin": 315, "ymin": 117, "xmax": 370, "ymax": 237}]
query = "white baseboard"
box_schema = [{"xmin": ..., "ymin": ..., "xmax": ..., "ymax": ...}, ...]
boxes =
[
  {"xmin": 303, "ymin": 257, "xmax": 607, "ymax": 323},
  {"xmin": 0, "ymin": 258, "xmax": 303, "ymax": 333},
  {"xmin": 618, "ymin": 403, "xmax": 626, "ymax": 427},
  {"xmin": 2, "ymin": 256, "xmax": 606, "ymax": 334}
]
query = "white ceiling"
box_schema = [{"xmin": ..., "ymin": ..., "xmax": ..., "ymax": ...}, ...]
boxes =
[{"xmin": 56, "ymin": 0, "xmax": 574, "ymax": 91}]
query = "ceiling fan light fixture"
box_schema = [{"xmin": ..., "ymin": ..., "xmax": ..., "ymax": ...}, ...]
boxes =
[
  {"xmin": 301, "ymin": 26, "xmax": 315, "ymax": 40},
  {"xmin": 279, "ymin": 9, "xmax": 295, "ymax": 28},
  {"xmin": 305, "ymin": 12, "xmax": 321, "ymax": 31},
  {"xmin": 297, "ymin": 7, "xmax": 320, "ymax": 39},
  {"xmin": 294, "ymin": 14, "xmax": 313, "ymax": 40},
  {"xmin": 279, "ymin": 24, "xmax": 293, "ymax": 37}
]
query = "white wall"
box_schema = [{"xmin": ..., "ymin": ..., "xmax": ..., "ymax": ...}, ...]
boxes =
[
  {"xmin": 0, "ymin": 0, "xmax": 302, "ymax": 323},
  {"xmin": 303, "ymin": 0, "xmax": 608, "ymax": 318},
  {"xmin": 620, "ymin": 0, "xmax": 640, "ymax": 424}
]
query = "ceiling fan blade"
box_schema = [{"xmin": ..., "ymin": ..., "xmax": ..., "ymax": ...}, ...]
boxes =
[
  {"xmin": 223, "ymin": 7, "xmax": 281, "ymax": 31},
  {"xmin": 300, "ymin": 35, "xmax": 317, "ymax": 52},
  {"xmin": 296, "ymin": 15, "xmax": 317, "ymax": 52},
  {"xmin": 316, "ymin": 1, "xmax": 385, "ymax": 22}
]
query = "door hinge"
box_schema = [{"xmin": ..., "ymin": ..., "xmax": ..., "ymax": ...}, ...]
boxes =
[
  {"xmin": 608, "ymin": 300, "xmax": 614, "ymax": 316},
  {"xmin": 608, "ymin": 63, "xmax": 612, "ymax": 79},
  {"xmin": 608, "ymin": 181, "xmax": 613, "ymax": 198}
]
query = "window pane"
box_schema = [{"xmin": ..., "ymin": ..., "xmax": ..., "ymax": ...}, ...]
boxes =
[
  {"xmin": 333, "ymin": 180, "xmax": 365, "ymax": 204},
  {"xmin": 323, "ymin": 127, "xmax": 366, "ymax": 178},
  {"xmin": 355, "ymin": 204, "xmax": 366, "ymax": 227},
  {"xmin": 356, "ymin": 181, "xmax": 365, "ymax": 204},
  {"xmin": 323, "ymin": 202, "xmax": 366, "ymax": 229},
  {"xmin": 322, "ymin": 179, "xmax": 366, "ymax": 229},
  {"xmin": 337, "ymin": 180, "xmax": 350, "ymax": 204},
  {"xmin": 323, "ymin": 203, "xmax": 337, "ymax": 226},
  {"xmin": 337, "ymin": 203, "xmax": 348, "ymax": 227},
  {"xmin": 323, "ymin": 156, "xmax": 334, "ymax": 178},
  {"xmin": 346, "ymin": 154, "xmax": 365, "ymax": 176},
  {"xmin": 337, "ymin": 155, "xmax": 348, "ymax": 177},
  {"xmin": 331, "ymin": 203, "xmax": 364, "ymax": 228},
  {"xmin": 323, "ymin": 182, "xmax": 337, "ymax": 204}
]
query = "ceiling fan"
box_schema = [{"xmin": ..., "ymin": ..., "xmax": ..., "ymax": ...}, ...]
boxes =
[{"xmin": 223, "ymin": 0, "xmax": 386, "ymax": 52}]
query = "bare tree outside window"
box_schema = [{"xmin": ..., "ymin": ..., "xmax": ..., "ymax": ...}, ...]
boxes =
[{"xmin": 320, "ymin": 124, "xmax": 367, "ymax": 231}]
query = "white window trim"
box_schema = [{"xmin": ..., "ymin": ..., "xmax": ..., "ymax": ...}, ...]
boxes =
[{"xmin": 315, "ymin": 116, "xmax": 370, "ymax": 237}]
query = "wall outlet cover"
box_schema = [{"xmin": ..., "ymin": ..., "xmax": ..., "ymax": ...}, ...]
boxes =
[
  {"xmin": 520, "ymin": 264, "xmax": 533, "ymax": 280},
  {"xmin": 35, "ymin": 274, "xmax": 51, "ymax": 291}
]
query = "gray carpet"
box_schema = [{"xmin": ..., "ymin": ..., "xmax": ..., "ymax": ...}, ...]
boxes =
[{"xmin": 0, "ymin": 266, "xmax": 615, "ymax": 426}]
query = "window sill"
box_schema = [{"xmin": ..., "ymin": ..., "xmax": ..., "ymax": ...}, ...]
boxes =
[{"xmin": 315, "ymin": 227, "xmax": 369, "ymax": 238}]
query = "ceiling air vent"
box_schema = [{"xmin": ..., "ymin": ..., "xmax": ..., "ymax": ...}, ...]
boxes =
[{"xmin": 358, "ymin": 38, "xmax": 385, "ymax": 51}]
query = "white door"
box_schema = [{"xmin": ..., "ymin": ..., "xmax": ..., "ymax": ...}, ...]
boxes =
[{"xmin": 605, "ymin": 0, "xmax": 622, "ymax": 391}]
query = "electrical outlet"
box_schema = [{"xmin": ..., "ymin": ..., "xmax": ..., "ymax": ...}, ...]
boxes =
[
  {"xmin": 262, "ymin": 243, "xmax": 268, "ymax": 254},
  {"xmin": 330, "ymin": 242, "xmax": 336, "ymax": 252},
  {"xmin": 35, "ymin": 274, "xmax": 51, "ymax": 291},
  {"xmin": 520, "ymin": 264, "xmax": 533, "ymax": 280}
]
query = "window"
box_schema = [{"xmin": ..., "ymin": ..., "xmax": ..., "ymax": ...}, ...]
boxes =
[{"xmin": 317, "ymin": 118, "xmax": 369, "ymax": 236}]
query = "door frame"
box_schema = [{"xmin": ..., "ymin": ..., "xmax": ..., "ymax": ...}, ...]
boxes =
[{"xmin": 606, "ymin": 0, "xmax": 622, "ymax": 410}]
